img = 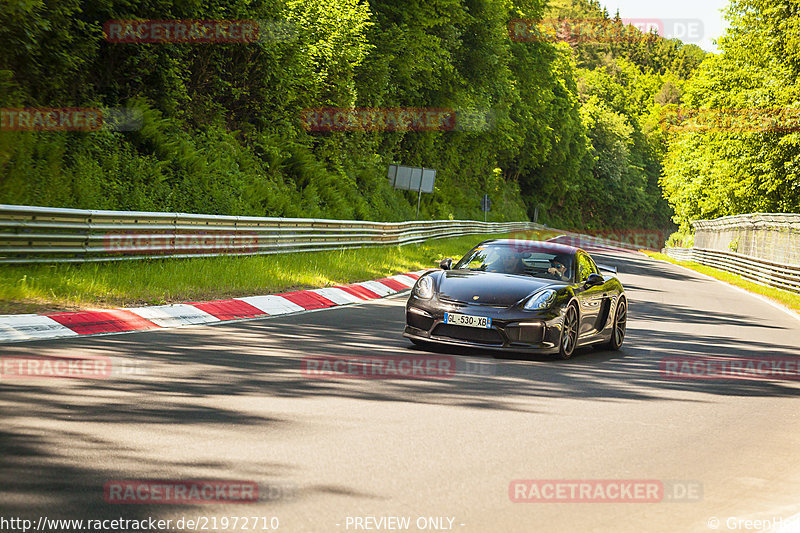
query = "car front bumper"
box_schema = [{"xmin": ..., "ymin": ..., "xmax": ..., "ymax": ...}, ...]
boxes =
[{"xmin": 403, "ymin": 296, "xmax": 566, "ymax": 355}]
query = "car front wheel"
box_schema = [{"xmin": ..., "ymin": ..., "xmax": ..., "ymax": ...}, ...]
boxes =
[
  {"xmin": 603, "ymin": 297, "xmax": 626, "ymax": 351},
  {"xmin": 557, "ymin": 304, "xmax": 579, "ymax": 360}
]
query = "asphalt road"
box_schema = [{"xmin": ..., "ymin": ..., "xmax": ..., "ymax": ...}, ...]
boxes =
[{"xmin": 2, "ymin": 250, "xmax": 800, "ymax": 533}]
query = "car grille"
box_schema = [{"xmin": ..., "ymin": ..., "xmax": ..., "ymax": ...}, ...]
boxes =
[
  {"xmin": 407, "ymin": 313, "xmax": 434, "ymax": 331},
  {"xmin": 432, "ymin": 324, "xmax": 504, "ymax": 345}
]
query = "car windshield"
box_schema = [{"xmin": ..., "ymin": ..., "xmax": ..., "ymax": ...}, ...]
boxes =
[{"xmin": 454, "ymin": 245, "xmax": 573, "ymax": 281}]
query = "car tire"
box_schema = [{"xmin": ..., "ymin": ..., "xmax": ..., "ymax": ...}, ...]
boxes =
[
  {"xmin": 557, "ymin": 303, "xmax": 579, "ymax": 360},
  {"xmin": 602, "ymin": 296, "xmax": 627, "ymax": 351}
]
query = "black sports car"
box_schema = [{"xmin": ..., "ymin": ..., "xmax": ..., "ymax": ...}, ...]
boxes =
[{"xmin": 404, "ymin": 239, "xmax": 626, "ymax": 359}]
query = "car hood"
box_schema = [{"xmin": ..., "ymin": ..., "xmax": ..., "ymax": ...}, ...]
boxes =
[{"xmin": 436, "ymin": 270, "xmax": 560, "ymax": 306}]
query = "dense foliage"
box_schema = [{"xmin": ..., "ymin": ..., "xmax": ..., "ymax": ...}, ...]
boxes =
[
  {"xmin": 0, "ymin": 0, "xmax": 702, "ymax": 227},
  {"xmin": 661, "ymin": 0, "xmax": 800, "ymax": 233}
]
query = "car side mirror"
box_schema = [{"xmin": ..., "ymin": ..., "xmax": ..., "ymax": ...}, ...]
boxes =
[
  {"xmin": 585, "ymin": 273, "xmax": 604, "ymax": 288},
  {"xmin": 439, "ymin": 258, "xmax": 453, "ymax": 270}
]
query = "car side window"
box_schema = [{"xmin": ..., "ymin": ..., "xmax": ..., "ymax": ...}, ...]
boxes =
[
  {"xmin": 576, "ymin": 253, "xmax": 595, "ymax": 282},
  {"xmin": 466, "ymin": 258, "xmax": 485, "ymax": 270}
]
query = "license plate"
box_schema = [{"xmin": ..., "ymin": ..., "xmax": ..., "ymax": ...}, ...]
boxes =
[{"xmin": 444, "ymin": 313, "xmax": 492, "ymax": 329}]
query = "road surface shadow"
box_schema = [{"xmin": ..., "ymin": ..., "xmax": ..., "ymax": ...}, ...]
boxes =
[{"xmin": 1, "ymin": 249, "xmax": 798, "ymax": 522}]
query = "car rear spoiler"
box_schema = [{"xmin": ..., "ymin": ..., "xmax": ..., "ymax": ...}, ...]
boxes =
[{"xmin": 597, "ymin": 264, "xmax": 618, "ymax": 275}]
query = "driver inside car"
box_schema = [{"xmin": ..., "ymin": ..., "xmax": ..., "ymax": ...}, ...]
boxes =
[{"xmin": 547, "ymin": 256, "xmax": 571, "ymax": 281}]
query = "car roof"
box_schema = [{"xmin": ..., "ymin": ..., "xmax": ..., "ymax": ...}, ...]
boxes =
[{"xmin": 478, "ymin": 239, "xmax": 581, "ymax": 256}]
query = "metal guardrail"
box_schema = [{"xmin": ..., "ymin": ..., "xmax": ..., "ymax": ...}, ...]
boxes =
[
  {"xmin": 663, "ymin": 247, "xmax": 800, "ymax": 293},
  {"xmin": 0, "ymin": 204, "xmax": 541, "ymax": 264}
]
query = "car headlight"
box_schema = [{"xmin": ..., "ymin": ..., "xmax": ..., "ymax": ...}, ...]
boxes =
[
  {"xmin": 413, "ymin": 275, "xmax": 434, "ymax": 299},
  {"xmin": 524, "ymin": 289, "xmax": 557, "ymax": 311}
]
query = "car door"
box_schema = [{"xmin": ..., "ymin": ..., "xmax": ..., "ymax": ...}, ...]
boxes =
[
  {"xmin": 587, "ymin": 254, "xmax": 615, "ymax": 333},
  {"xmin": 574, "ymin": 252, "xmax": 605, "ymax": 337}
]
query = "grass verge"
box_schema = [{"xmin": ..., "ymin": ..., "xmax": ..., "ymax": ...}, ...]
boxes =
[
  {"xmin": 0, "ymin": 232, "xmax": 528, "ymax": 314},
  {"xmin": 643, "ymin": 251, "xmax": 800, "ymax": 313}
]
